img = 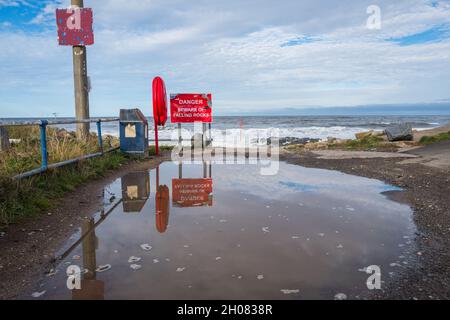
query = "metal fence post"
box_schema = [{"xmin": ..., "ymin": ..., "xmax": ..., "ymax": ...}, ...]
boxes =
[
  {"xmin": 40, "ymin": 120, "xmax": 48, "ymax": 169},
  {"xmin": 96, "ymin": 120, "xmax": 103, "ymax": 153}
]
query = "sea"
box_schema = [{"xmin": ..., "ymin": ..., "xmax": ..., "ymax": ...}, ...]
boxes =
[{"xmin": 2, "ymin": 115, "xmax": 450, "ymax": 147}]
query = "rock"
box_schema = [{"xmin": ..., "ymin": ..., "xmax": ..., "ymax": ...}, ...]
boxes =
[
  {"xmin": 130, "ymin": 264, "xmax": 142, "ymax": 270},
  {"xmin": 96, "ymin": 264, "xmax": 112, "ymax": 273},
  {"xmin": 269, "ymin": 137, "xmax": 319, "ymax": 146},
  {"xmin": 128, "ymin": 256, "xmax": 141, "ymax": 263},
  {"xmin": 191, "ymin": 133, "xmax": 211, "ymax": 149},
  {"xmin": 355, "ymin": 130, "xmax": 384, "ymax": 140},
  {"xmin": 390, "ymin": 141, "xmax": 418, "ymax": 148},
  {"xmin": 385, "ymin": 123, "xmax": 413, "ymax": 142},
  {"xmin": 334, "ymin": 293, "xmax": 347, "ymax": 300},
  {"xmin": 191, "ymin": 133, "xmax": 203, "ymax": 149},
  {"xmin": 140, "ymin": 243, "xmax": 152, "ymax": 251},
  {"xmin": 327, "ymin": 137, "xmax": 337, "ymax": 143},
  {"xmin": 31, "ymin": 291, "xmax": 46, "ymax": 298},
  {"xmin": 355, "ymin": 130, "xmax": 375, "ymax": 140},
  {"xmin": 9, "ymin": 138, "xmax": 21, "ymax": 145},
  {"xmin": 304, "ymin": 141, "xmax": 329, "ymax": 150},
  {"xmin": 281, "ymin": 289, "xmax": 300, "ymax": 295}
]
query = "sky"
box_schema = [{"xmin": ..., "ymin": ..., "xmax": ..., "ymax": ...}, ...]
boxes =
[{"xmin": 0, "ymin": 0, "xmax": 450, "ymax": 117}]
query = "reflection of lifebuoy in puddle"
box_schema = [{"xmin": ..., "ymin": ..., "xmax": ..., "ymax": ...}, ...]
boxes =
[{"xmin": 155, "ymin": 185, "xmax": 170, "ymax": 233}]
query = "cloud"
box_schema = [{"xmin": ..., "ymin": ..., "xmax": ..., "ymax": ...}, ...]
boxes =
[
  {"xmin": 1, "ymin": 0, "xmax": 450, "ymax": 117},
  {"xmin": 0, "ymin": 0, "xmax": 36, "ymax": 8}
]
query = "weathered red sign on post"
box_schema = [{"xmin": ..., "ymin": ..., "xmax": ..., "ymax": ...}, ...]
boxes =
[
  {"xmin": 170, "ymin": 94, "xmax": 212, "ymax": 123},
  {"xmin": 56, "ymin": 2, "xmax": 94, "ymax": 140},
  {"xmin": 56, "ymin": 8, "xmax": 94, "ymax": 46},
  {"xmin": 172, "ymin": 178, "xmax": 213, "ymax": 207}
]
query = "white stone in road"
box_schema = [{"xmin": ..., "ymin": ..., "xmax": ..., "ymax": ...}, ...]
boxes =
[
  {"xmin": 176, "ymin": 267, "xmax": 186, "ymax": 272},
  {"xmin": 31, "ymin": 291, "xmax": 46, "ymax": 298},
  {"xmin": 130, "ymin": 264, "xmax": 142, "ymax": 270},
  {"xmin": 334, "ymin": 293, "xmax": 347, "ymax": 300},
  {"xmin": 96, "ymin": 264, "xmax": 112, "ymax": 273},
  {"xmin": 281, "ymin": 289, "xmax": 300, "ymax": 295},
  {"xmin": 257, "ymin": 275, "xmax": 264, "ymax": 280},
  {"xmin": 128, "ymin": 256, "xmax": 141, "ymax": 263},
  {"xmin": 140, "ymin": 244, "xmax": 152, "ymax": 251}
]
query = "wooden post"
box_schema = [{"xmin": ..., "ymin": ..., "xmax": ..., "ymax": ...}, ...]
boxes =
[
  {"xmin": 0, "ymin": 127, "xmax": 10, "ymax": 151},
  {"xmin": 72, "ymin": 0, "xmax": 90, "ymax": 140}
]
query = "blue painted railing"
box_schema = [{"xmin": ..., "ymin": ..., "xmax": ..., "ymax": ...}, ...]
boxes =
[{"xmin": 0, "ymin": 118, "xmax": 119, "ymax": 180}]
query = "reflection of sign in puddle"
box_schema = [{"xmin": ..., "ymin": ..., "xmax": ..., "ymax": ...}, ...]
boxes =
[
  {"xmin": 121, "ymin": 171, "xmax": 150, "ymax": 213},
  {"xmin": 172, "ymin": 178, "xmax": 213, "ymax": 207}
]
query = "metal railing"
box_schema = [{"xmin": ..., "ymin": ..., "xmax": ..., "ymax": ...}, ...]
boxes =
[{"xmin": 0, "ymin": 118, "xmax": 119, "ymax": 180}]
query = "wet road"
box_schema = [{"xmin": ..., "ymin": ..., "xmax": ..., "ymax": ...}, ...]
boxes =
[{"xmin": 28, "ymin": 160, "xmax": 415, "ymax": 300}]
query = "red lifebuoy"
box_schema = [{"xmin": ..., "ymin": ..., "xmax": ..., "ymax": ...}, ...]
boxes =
[
  {"xmin": 152, "ymin": 76, "xmax": 168, "ymax": 155},
  {"xmin": 152, "ymin": 76, "xmax": 167, "ymax": 126}
]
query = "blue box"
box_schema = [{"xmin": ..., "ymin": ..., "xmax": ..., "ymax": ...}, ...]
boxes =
[{"xmin": 119, "ymin": 109, "xmax": 149, "ymax": 154}]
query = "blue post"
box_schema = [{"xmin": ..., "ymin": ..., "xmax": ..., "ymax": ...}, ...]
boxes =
[
  {"xmin": 96, "ymin": 120, "xmax": 103, "ymax": 152},
  {"xmin": 40, "ymin": 120, "xmax": 48, "ymax": 169}
]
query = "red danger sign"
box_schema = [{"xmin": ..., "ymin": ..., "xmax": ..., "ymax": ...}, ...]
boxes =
[{"xmin": 170, "ymin": 93, "xmax": 212, "ymax": 123}]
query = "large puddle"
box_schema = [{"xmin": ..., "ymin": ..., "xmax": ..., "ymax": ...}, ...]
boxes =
[{"xmin": 29, "ymin": 160, "xmax": 415, "ymax": 299}]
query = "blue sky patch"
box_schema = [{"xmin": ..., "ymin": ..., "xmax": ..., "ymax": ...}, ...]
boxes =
[
  {"xmin": 0, "ymin": 1, "xmax": 52, "ymax": 32},
  {"xmin": 387, "ymin": 24, "xmax": 450, "ymax": 46},
  {"xmin": 279, "ymin": 181, "xmax": 319, "ymax": 192},
  {"xmin": 280, "ymin": 35, "xmax": 319, "ymax": 47}
]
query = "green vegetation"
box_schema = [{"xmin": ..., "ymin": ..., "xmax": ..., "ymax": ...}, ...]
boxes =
[
  {"xmin": 0, "ymin": 126, "xmax": 127, "ymax": 226},
  {"xmin": 1, "ymin": 125, "xmax": 119, "ymax": 177},
  {"xmin": 0, "ymin": 152, "xmax": 128, "ymax": 225},
  {"xmin": 0, "ymin": 125, "xmax": 175, "ymax": 226},
  {"xmin": 329, "ymin": 136, "xmax": 396, "ymax": 151},
  {"xmin": 148, "ymin": 144, "xmax": 174, "ymax": 156},
  {"xmin": 419, "ymin": 132, "xmax": 450, "ymax": 146}
]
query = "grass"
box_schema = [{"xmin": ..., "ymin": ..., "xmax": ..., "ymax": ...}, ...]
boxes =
[
  {"xmin": 148, "ymin": 144, "xmax": 174, "ymax": 156},
  {"xmin": 0, "ymin": 126, "xmax": 127, "ymax": 226},
  {"xmin": 0, "ymin": 152, "xmax": 128, "ymax": 226},
  {"xmin": 0, "ymin": 126, "xmax": 176, "ymax": 225},
  {"xmin": 419, "ymin": 132, "xmax": 450, "ymax": 146},
  {"xmin": 1, "ymin": 125, "xmax": 119, "ymax": 177},
  {"xmin": 329, "ymin": 135, "xmax": 395, "ymax": 151}
]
